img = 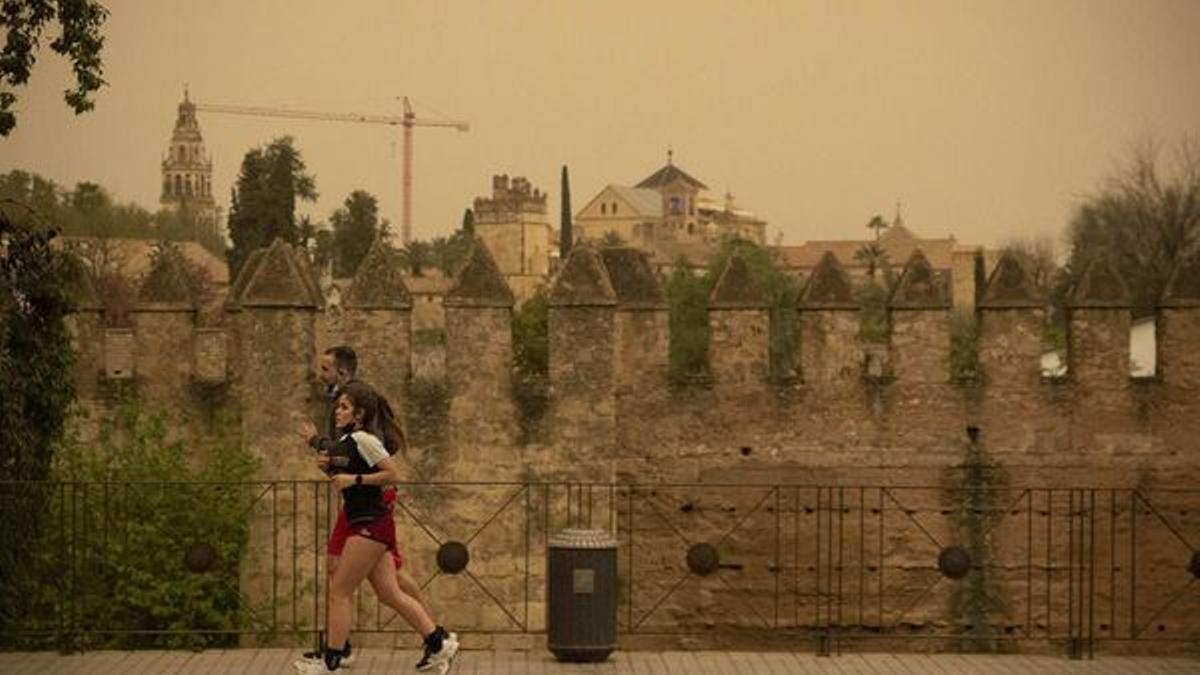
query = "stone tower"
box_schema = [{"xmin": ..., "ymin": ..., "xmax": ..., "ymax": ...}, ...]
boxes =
[
  {"xmin": 160, "ymin": 88, "xmax": 218, "ymax": 235},
  {"xmin": 472, "ymin": 175, "xmax": 551, "ymax": 303}
]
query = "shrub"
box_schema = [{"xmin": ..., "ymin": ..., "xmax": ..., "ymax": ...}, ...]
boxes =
[
  {"xmin": 0, "ymin": 403, "xmax": 258, "ymax": 649},
  {"xmin": 665, "ymin": 260, "xmax": 711, "ymax": 379},
  {"xmin": 855, "ymin": 281, "xmax": 891, "ymax": 344}
]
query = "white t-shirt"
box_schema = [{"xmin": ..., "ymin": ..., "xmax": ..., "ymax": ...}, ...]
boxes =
[{"xmin": 350, "ymin": 431, "xmax": 388, "ymax": 467}]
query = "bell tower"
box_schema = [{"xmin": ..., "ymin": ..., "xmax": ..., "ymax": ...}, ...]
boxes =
[{"xmin": 160, "ymin": 87, "xmax": 217, "ymax": 235}]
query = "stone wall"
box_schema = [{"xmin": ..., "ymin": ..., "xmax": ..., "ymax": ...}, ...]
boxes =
[{"xmin": 63, "ymin": 242, "xmax": 1200, "ymax": 649}]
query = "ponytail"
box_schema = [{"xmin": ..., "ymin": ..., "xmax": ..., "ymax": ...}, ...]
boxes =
[
  {"xmin": 339, "ymin": 380, "xmax": 407, "ymax": 456},
  {"xmin": 377, "ymin": 395, "xmax": 407, "ymax": 457}
]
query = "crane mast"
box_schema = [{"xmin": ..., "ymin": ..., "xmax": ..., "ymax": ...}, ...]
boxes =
[{"xmin": 194, "ymin": 97, "xmax": 468, "ymax": 244}]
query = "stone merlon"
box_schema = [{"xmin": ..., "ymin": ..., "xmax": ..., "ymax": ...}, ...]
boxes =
[
  {"xmin": 600, "ymin": 247, "xmax": 667, "ymax": 309},
  {"xmin": 550, "ymin": 245, "xmax": 617, "ymax": 308},
  {"xmin": 889, "ymin": 249, "xmax": 951, "ymax": 309},
  {"xmin": 443, "ymin": 238, "xmax": 515, "ymax": 308},
  {"xmin": 344, "ymin": 239, "xmax": 413, "ymax": 310},
  {"xmin": 708, "ymin": 255, "xmax": 766, "ymax": 309},
  {"xmin": 798, "ymin": 252, "xmax": 857, "ymax": 310}
]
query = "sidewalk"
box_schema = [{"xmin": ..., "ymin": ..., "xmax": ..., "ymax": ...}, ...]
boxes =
[{"xmin": 0, "ymin": 649, "xmax": 1198, "ymax": 674}]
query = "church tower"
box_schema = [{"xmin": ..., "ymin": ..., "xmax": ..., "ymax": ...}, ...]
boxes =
[{"xmin": 160, "ymin": 88, "xmax": 218, "ymax": 235}]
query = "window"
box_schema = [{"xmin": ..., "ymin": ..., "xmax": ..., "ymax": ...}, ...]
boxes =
[
  {"xmin": 174, "ymin": 174, "xmax": 182, "ymax": 195},
  {"xmin": 601, "ymin": 203, "xmax": 607, "ymax": 215},
  {"xmin": 689, "ymin": 197, "xmax": 695, "ymax": 215},
  {"xmin": 1130, "ymin": 319, "xmax": 1157, "ymax": 378},
  {"xmin": 670, "ymin": 196, "xmax": 682, "ymax": 214},
  {"xmin": 612, "ymin": 202, "xmax": 618, "ymax": 215}
]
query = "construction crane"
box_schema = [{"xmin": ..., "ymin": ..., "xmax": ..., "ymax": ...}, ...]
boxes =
[{"xmin": 194, "ymin": 97, "xmax": 468, "ymax": 245}]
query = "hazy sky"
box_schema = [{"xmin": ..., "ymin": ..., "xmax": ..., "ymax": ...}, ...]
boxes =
[{"xmin": 3, "ymin": 0, "xmax": 1199, "ymax": 250}]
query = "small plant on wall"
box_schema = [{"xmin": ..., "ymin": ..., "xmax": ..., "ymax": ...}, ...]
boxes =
[{"xmin": 511, "ymin": 288, "xmax": 549, "ymax": 441}]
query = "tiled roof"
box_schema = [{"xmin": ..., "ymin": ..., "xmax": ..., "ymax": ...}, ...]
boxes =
[
  {"xmin": 635, "ymin": 163, "xmax": 708, "ymax": 190},
  {"xmin": 608, "ymin": 185, "xmax": 662, "ymax": 217},
  {"xmin": 776, "ymin": 225, "xmax": 957, "ymax": 270},
  {"xmin": 59, "ymin": 236, "xmax": 229, "ymax": 285}
]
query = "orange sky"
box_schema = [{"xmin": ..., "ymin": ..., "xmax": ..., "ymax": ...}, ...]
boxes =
[{"xmin": 3, "ymin": 0, "xmax": 1199, "ymax": 250}]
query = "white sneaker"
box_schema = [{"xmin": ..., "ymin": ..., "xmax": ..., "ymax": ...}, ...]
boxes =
[
  {"xmin": 292, "ymin": 656, "xmax": 336, "ymax": 674},
  {"xmin": 415, "ymin": 631, "xmax": 459, "ymax": 673}
]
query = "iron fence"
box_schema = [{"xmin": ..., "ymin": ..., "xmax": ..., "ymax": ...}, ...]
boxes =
[{"xmin": 1, "ymin": 481, "xmax": 1197, "ymax": 657}]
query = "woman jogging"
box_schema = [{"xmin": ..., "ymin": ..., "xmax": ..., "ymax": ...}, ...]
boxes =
[{"xmin": 293, "ymin": 381, "xmax": 457, "ymax": 674}]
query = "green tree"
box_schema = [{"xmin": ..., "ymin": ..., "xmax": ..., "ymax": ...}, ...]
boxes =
[
  {"xmin": 0, "ymin": 170, "xmax": 223, "ymax": 256},
  {"xmin": 0, "ymin": 170, "xmax": 61, "ymax": 219},
  {"xmin": 1064, "ymin": 138, "xmax": 1200, "ymax": 316},
  {"xmin": 0, "ymin": 206, "xmax": 80, "ymax": 480},
  {"xmin": 399, "ymin": 239, "xmax": 433, "ymax": 276},
  {"xmin": 0, "ymin": 0, "xmax": 108, "ymax": 136},
  {"xmin": 226, "ymin": 136, "xmax": 317, "ymax": 278},
  {"xmin": 63, "ymin": 180, "xmax": 114, "ymax": 234},
  {"xmin": 430, "ymin": 230, "xmax": 472, "ymax": 277},
  {"xmin": 560, "ymin": 165, "xmax": 573, "ymax": 259},
  {"xmin": 330, "ymin": 190, "xmax": 381, "ymax": 277},
  {"xmin": 0, "ymin": 205, "xmax": 82, "ymax": 636},
  {"xmin": 310, "ymin": 227, "xmax": 335, "ymax": 274}
]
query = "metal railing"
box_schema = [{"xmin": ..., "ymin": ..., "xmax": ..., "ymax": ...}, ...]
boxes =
[{"xmin": 1, "ymin": 481, "xmax": 1196, "ymax": 656}]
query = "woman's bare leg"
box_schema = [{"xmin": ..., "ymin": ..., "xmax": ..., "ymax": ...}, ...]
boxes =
[
  {"xmin": 368, "ymin": 555, "xmax": 435, "ymax": 635},
  {"xmin": 328, "ymin": 536, "xmax": 385, "ymax": 652},
  {"xmin": 395, "ymin": 567, "xmax": 430, "ymax": 614}
]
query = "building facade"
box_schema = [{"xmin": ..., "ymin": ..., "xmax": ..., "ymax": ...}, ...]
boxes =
[
  {"xmin": 473, "ymin": 174, "xmax": 553, "ymax": 303},
  {"xmin": 160, "ymin": 89, "xmax": 219, "ymax": 236},
  {"xmin": 575, "ymin": 154, "xmax": 767, "ymax": 267}
]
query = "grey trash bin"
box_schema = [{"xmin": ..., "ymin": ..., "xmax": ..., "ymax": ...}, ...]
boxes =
[{"xmin": 547, "ymin": 528, "xmax": 618, "ymax": 662}]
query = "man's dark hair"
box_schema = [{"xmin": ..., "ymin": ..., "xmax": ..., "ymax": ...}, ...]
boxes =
[{"xmin": 324, "ymin": 345, "xmax": 357, "ymax": 376}]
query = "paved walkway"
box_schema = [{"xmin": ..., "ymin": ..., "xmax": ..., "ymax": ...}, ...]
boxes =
[{"xmin": 0, "ymin": 650, "xmax": 1198, "ymax": 674}]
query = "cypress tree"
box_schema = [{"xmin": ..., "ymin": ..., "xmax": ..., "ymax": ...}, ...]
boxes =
[{"xmin": 560, "ymin": 165, "xmax": 573, "ymax": 259}]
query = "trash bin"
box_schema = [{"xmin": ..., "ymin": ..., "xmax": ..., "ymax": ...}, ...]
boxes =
[{"xmin": 547, "ymin": 528, "xmax": 618, "ymax": 662}]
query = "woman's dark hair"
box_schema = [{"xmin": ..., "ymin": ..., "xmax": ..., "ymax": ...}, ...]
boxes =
[{"xmin": 339, "ymin": 380, "xmax": 406, "ymax": 456}]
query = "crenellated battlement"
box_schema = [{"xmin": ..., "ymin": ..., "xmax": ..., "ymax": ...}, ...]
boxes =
[
  {"xmin": 472, "ymin": 174, "xmax": 548, "ymax": 224},
  {"xmin": 65, "ymin": 240, "xmax": 1200, "ymax": 489}
]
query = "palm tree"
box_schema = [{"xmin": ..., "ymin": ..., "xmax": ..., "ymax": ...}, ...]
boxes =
[
  {"xmin": 867, "ymin": 214, "xmax": 889, "ymax": 240},
  {"xmin": 854, "ymin": 242, "xmax": 890, "ymax": 281},
  {"xmin": 399, "ymin": 239, "xmax": 433, "ymax": 276}
]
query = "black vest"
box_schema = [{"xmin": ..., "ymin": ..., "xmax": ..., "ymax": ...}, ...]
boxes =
[{"xmin": 330, "ymin": 431, "xmax": 387, "ymax": 525}]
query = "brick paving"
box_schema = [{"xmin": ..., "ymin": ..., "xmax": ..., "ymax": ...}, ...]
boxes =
[{"xmin": 0, "ymin": 650, "xmax": 1198, "ymax": 675}]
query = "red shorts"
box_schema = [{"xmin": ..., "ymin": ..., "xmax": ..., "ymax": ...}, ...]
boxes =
[{"xmin": 328, "ymin": 487, "xmax": 405, "ymax": 569}]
